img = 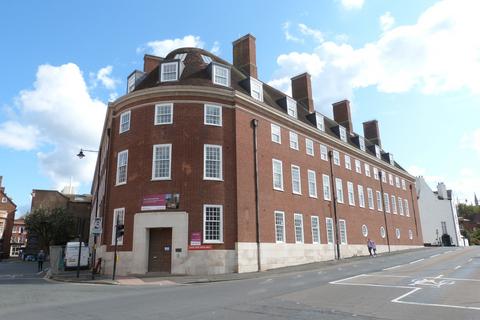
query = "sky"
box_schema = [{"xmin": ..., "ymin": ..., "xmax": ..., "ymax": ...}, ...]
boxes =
[{"xmin": 0, "ymin": 0, "xmax": 479, "ymax": 216}]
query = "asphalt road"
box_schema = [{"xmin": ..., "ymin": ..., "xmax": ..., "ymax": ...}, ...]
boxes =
[{"xmin": 0, "ymin": 246, "xmax": 479, "ymax": 319}]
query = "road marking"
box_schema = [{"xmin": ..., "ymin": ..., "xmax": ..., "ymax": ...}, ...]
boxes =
[
  {"xmin": 383, "ymin": 265, "xmax": 402, "ymax": 271},
  {"xmin": 434, "ymin": 275, "xmax": 444, "ymax": 279},
  {"xmin": 260, "ymin": 278, "xmax": 273, "ymax": 284},
  {"xmin": 468, "ymin": 258, "xmax": 473, "ymax": 262},
  {"xmin": 329, "ymin": 274, "xmax": 366, "ymax": 284},
  {"xmin": 430, "ymin": 254, "xmax": 441, "ymax": 258},
  {"xmin": 454, "ymin": 265, "xmax": 462, "ymax": 270},
  {"xmin": 409, "ymin": 259, "xmax": 424, "ymax": 264},
  {"xmin": 393, "ymin": 296, "xmax": 480, "ymax": 311}
]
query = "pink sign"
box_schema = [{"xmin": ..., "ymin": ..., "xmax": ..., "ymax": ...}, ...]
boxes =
[
  {"xmin": 190, "ymin": 232, "xmax": 201, "ymax": 246},
  {"xmin": 141, "ymin": 193, "xmax": 180, "ymax": 211}
]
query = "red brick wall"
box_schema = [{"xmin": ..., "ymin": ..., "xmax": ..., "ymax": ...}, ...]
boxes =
[{"xmin": 0, "ymin": 191, "xmax": 16, "ymax": 258}]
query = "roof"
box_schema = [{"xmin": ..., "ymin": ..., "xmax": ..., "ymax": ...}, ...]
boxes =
[{"xmin": 130, "ymin": 47, "xmax": 406, "ymax": 173}]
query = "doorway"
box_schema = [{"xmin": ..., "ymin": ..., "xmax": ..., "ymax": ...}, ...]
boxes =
[{"xmin": 148, "ymin": 228, "xmax": 172, "ymax": 273}]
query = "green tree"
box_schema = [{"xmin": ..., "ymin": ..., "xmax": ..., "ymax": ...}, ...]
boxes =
[
  {"xmin": 457, "ymin": 203, "xmax": 480, "ymax": 217},
  {"xmin": 25, "ymin": 207, "xmax": 76, "ymax": 251}
]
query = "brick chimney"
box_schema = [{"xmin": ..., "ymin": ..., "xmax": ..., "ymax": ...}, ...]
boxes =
[
  {"xmin": 333, "ymin": 100, "xmax": 353, "ymax": 132},
  {"xmin": 232, "ymin": 34, "xmax": 258, "ymax": 78},
  {"xmin": 143, "ymin": 54, "xmax": 162, "ymax": 73},
  {"xmin": 363, "ymin": 120, "xmax": 382, "ymax": 147},
  {"xmin": 291, "ymin": 73, "xmax": 315, "ymax": 113}
]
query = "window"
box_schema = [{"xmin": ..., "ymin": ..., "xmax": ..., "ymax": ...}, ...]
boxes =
[
  {"xmin": 289, "ymin": 132, "xmax": 299, "ymax": 150},
  {"xmin": 116, "ymin": 150, "xmax": 128, "ymax": 185},
  {"xmin": 367, "ymin": 188, "xmax": 374, "ymax": 210},
  {"xmin": 409, "ymin": 229, "xmax": 413, "ymax": 240},
  {"xmin": 311, "ymin": 216, "xmax": 320, "ymax": 244},
  {"xmin": 339, "ymin": 219, "xmax": 347, "ymax": 244},
  {"xmin": 112, "ymin": 208, "xmax": 125, "ymax": 245},
  {"xmin": 365, "ymin": 164, "xmax": 371, "ymax": 177},
  {"xmin": 389, "ymin": 154, "xmax": 394, "ymax": 165},
  {"xmin": 160, "ymin": 62, "xmax": 178, "ymax": 82},
  {"xmin": 339, "ymin": 126, "xmax": 347, "ymax": 142},
  {"xmin": 441, "ymin": 221, "xmax": 448, "ymax": 235},
  {"xmin": 335, "ymin": 178, "xmax": 344, "ymax": 204},
  {"xmin": 398, "ymin": 197, "xmax": 404, "ymax": 215},
  {"xmin": 271, "ymin": 124, "xmax": 281, "ymax": 144},
  {"xmin": 375, "ymin": 145, "xmax": 381, "ymax": 159},
  {"xmin": 272, "ymin": 159, "xmax": 284, "ymax": 191},
  {"xmin": 316, "ymin": 113, "xmax": 325, "ymax": 131},
  {"xmin": 323, "ymin": 174, "xmax": 331, "ymax": 201},
  {"xmin": 119, "ymin": 111, "xmax": 131, "ymax": 133},
  {"xmin": 380, "ymin": 226, "xmax": 386, "ymax": 238},
  {"xmin": 127, "ymin": 73, "xmax": 136, "ymax": 93},
  {"xmin": 307, "ymin": 170, "xmax": 317, "ymax": 198},
  {"xmin": 294, "ymin": 213, "xmax": 304, "ymax": 243},
  {"xmin": 250, "ymin": 77, "xmax": 263, "ymax": 102},
  {"xmin": 152, "ymin": 144, "xmax": 172, "ymax": 180},
  {"xmin": 320, "ymin": 145, "xmax": 328, "ymax": 161},
  {"xmin": 358, "ymin": 185, "xmax": 365, "ymax": 208},
  {"xmin": 204, "ymin": 104, "xmax": 222, "ymax": 126},
  {"xmin": 274, "ymin": 211, "xmax": 285, "ymax": 243},
  {"xmin": 391, "ymin": 195, "xmax": 397, "ymax": 214},
  {"xmin": 1, "ymin": 197, "xmax": 6, "ymax": 203},
  {"xmin": 376, "ymin": 191, "xmax": 383, "ymax": 211},
  {"xmin": 382, "ymin": 171, "xmax": 387, "ymax": 183},
  {"xmin": 287, "ymin": 97, "xmax": 297, "ymax": 118},
  {"xmin": 201, "ymin": 54, "xmax": 212, "ymax": 64},
  {"xmin": 402, "ymin": 179, "xmax": 406, "ymax": 190},
  {"xmin": 395, "ymin": 228, "xmax": 401, "ymax": 239},
  {"xmin": 291, "ymin": 165, "xmax": 302, "ymax": 195},
  {"xmin": 333, "ymin": 150, "xmax": 340, "ymax": 166},
  {"xmin": 373, "ymin": 167, "xmax": 379, "ymax": 180},
  {"xmin": 204, "ymin": 144, "xmax": 222, "ymax": 180},
  {"xmin": 384, "ymin": 193, "xmax": 390, "ymax": 213},
  {"xmin": 404, "ymin": 199, "xmax": 410, "ymax": 217},
  {"xmin": 305, "ymin": 138, "xmax": 314, "ymax": 156},
  {"xmin": 359, "ymin": 137, "xmax": 366, "ymax": 151},
  {"xmin": 389, "ymin": 173, "xmax": 394, "ymax": 185},
  {"xmin": 203, "ymin": 205, "xmax": 223, "ymax": 243},
  {"xmin": 213, "ymin": 64, "xmax": 230, "ymax": 87},
  {"xmin": 355, "ymin": 159, "xmax": 361, "ymax": 174},
  {"xmin": 362, "ymin": 225, "xmax": 368, "ymax": 237},
  {"xmin": 345, "ymin": 155, "xmax": 351, "ymax": 170},
  {"xmin": 347, "ymin": 182, "xmax": 355, "ymax": 206},
  {"xmin": 155, "ymin": 103, "xmax": 173, "ymax": 125},
  {"xmin": 326, "ymin": 217, "xmax": 334, "ymax": 244},
  {"xmin": 395, "ymin": 176, "xmax": 401, "ymax": 188}
]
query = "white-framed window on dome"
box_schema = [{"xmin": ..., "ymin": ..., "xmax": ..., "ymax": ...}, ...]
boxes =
[
  {"xmin": 212, "ymin": 64, "xmax": 230, "ymax": 87},
  {"xmin": 204, "ymin": 104, "xmax": 222, "ymax": 126},
  {"xmin": 116, "ymin": 150, "xmax": 128, "ymax": 185},
  {"xmin": 204, "ymin": 144, "xmax": 222, "ymax": 180},
  {"xmin": 155, "ymin": 103, "xmax": 173, "ymax": 125},
  {"xmin": 152, "ymin": 144, "xmax": 172, "ymax": 180},
  {"xmin": 286, "ymin": 97, "xmax": 297, "ymax": 118},
  {"xmin": 250, "ymin": 77, "xmax": 263, "ymax": 102},
  {"xmin": 119, "ymin": 111, "xmax": 131, "ymax": 134},
  {"xmin": 160, "ymin": 62, "xmax": 178, "ymax": 82}
]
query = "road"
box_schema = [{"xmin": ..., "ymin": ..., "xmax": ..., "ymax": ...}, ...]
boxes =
[{"xmin": 0, "ymin": 247, "xmax": 479, "ymax": 319}]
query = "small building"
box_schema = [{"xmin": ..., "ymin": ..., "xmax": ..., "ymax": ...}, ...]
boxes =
[
  {"xmin": 416, "ymin": 177, "xmax": 462, "ymax": 246},
  {"xmin": 0, "ymin": 176, "xmax": 16, "ymax": 259},
  {"xmin": 10, "ymin": 218, "xmax": 27, "ymax": 257}
]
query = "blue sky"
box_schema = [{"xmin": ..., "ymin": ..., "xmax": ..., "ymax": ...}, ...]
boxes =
[{"xmin": 1, "ymin": 0, "xmax": 479, "ymax": 216}]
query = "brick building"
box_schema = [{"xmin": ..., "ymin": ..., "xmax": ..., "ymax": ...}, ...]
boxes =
[
  {"xmin": 10, "ymin": 218, "xmax": 27, "ymax": 257},
  {"xmin": 0, "ymin": 176, "xmax": 16, "ymax": 259},
  {"xmin": 91, "ymin": 34, "xmax": 423, "ymax": 276}
]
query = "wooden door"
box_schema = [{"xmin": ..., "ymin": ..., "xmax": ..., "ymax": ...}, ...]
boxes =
[{"xmin": 148, "ymin": 228, "xmax": 172, "ymax": 273}]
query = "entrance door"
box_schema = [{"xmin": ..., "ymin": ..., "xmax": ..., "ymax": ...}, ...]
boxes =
[{"xmin": 148, "ymin": 228, "xmax": 172, "ymax": 273}]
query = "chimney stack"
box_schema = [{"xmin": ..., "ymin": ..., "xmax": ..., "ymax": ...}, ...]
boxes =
[
  {"xmin": 363, "ymin": 120, "xmax": 382, "ymax": 147},
  {"xmin": 232, "ymin": 34, "xmax": 258, "ymax": 78},
  {"xmin": 143, "ymin": 54, "xmax": 162, "ymax": 73},
  {"xmin": 291, "ymin": 73, "xmax": 315, "ymax": 113},
  {"xmin": 437, "ymin": 183, "xmax": 448, "ymax": 200},
  {"xmin": 332, "ymin": 100, "xmax": 353, "ymax": 132}
]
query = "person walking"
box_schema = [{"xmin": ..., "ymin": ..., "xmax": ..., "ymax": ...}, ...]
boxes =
[
  {"xmin": 372, "ymin": 241, "xmax": 377, "ymax": 257},
  {"xmin": 367, "ymin": 239, "xmax": 374, "ymax": 256},
  {"xmin": 37, "ymin": 250, "xmax": 45, "ymax": 272}
]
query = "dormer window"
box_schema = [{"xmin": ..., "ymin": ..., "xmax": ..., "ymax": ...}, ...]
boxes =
[
  {"xmin": 286, "ymin": 97, "xmax": 297, "ymax": 118},
  {"xmin": 212, "ymin": 64, "xmax": 230, "ymax": 87},
  {"xmin": 315, "ymin": 113, "xmax": 325, "ymax": 131},
  {"xmin": 174, "ymin": 53, "xmax": 187, "ymax": 61},
  {"xmin": 339, "ymin": 126, "xmax": 347, "ymax": 142},
  {"xmin": 160, "ymin": 62, "xmax": 179, "ymax": 82},
  {"xmin": 250, "ymin": 78, "xmax": 263, "ymax": 102},
  {"xmin": 389, "ymin": 154, "xmax": 394, "ymax": 165},
  {"xmin": 359, "ymin": 137, "xmax": 366, "ymax": 151},
  {"xmin": 127, "ymin": 74, "xmax": 136, "ymax": 93},
  {"xmin": 201, "ymin": 54, "xmax": 212, "ymax": 64},
  {"xmin": 375, "ymin": 145, "xmax": 381, "ymax": 159}
]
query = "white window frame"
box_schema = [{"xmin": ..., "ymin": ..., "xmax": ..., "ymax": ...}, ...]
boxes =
[
  {"xmin": 203, "ymin": 204, "xmax": 223, "ymax": 244},
  {"xmin": 204, "ymin": 104, "xmax": 222, "ymax": 126},
  {"xmin": 115, "ymin": 150, "xmax": 128, "ymax": 185},
  {"xmin": 362, "ymin": 224, "xmax": 368, "ymax": 237},
  {"xmin": 119, "ymin": 111, "xmax": 131, "ymax": 134},
  {"xmin": 404, "ymin": 199, "xmax": 410, "ymax": 217},
  {"xmin": 305, "ymin": 138, "xmax": 314, "ymax": 156},
  {"xmin": 367, "ymin": 188, "xmax": 374, "ymax": 210},
  {"xmin": 339, "ymin": 126, "xmax": 347, "ymax": 142},
  {"xmin": 402, "ymin": 179, "xmax": 406, "ymax": 190},
  {"xmin": 322, "ymin": 174, "xmax": 331, "ymax": 201},
  {"xmin": 112, "ymin": 208, "xmax": 125, "ymax": 245},
  {"xmin": 355, "ymin": 159, "xmax": 361, "ymax": 174},
  {"xmin": 333, "ymin": 150, "xmax": 340, "ymax": 166},
  {"xmin": 286, "ymin": 97, "xmax": 297, "ymax": 118},
  {"xmin": 154, "ymin": 103, "xmax": 173, "ymax": 125},
  {"xmin": 373, "ymin": 167, "xmax": 379, "ymax": 180},
  {"xmin": 326, "ymin": 217, "xmax": 334, "ymax": 244},
  {"xmin": 389, "ymin": 173, "xmax": 394, "ymax": 185},
  {"xmin": 380, "ymin": 226, "xmax": 386, "ymax": 238},
  {"xmin": 347, "ymin": 181, "xmax": 355, "ymax": 206},
  {"xmin": 339, "ymin": 219, "xmax": 347, "ymax": 244},
  {"xmin": 212, "ymin": 64, "xmax": 230, "ymax": 87},
  {"xmin": 409, "ymin": 229, "xmax": 413, "ymax": 240},
  {"xmin": 311, "ymin": 216, "xmax": 320, "ymax": 244},
  {"xmin": 316, "ymin": 113, "xmax": 325, "ymax": 131},
  {"xmin": 396, "ymin": 228, "xmax": 401, "ymax": 239},
  {"xmin": 272, "ymin": 159, "xmax": 284, "ymax": 191},
  {"xmin": 127, "ymin": 73, "xmax": 136, "ymax": 93},
  {"xmin": 152, "ymin": 144, "xmax": 172, "ymax": 180},
  {"xmin": 398, "ymin": 197, "xmax": 404, "ymax": 215},
  {"xmin": 375, "ymin": 145, "xmax": 381, "ymax": 159},
  {"xmin": 376, "ymin": 191, "xmax": 383, "ymax": 211},
  {"xmin": 382, "ymin": 171, "xmax": 387, "ymax": 183},
  {"xmin": 365, "ymin": 164, "xmax": 371, "ymax": 177},
  {"xmin": 335, "ymin": 178, "xmax": 344, "ymax": 204},
  {"xmin": 250, "ymin": 77, "xmax": 263, "ymax": 102},
  {"xmin": 389, "ymin": 154, "xmax": 395, "ymax": 165},
  {"xmin": 291, "ymin": 165, "xmax": 302, "ymax": 195},
  {"xmin": 320, "ymin": 144, "xmax": 328, "ymax": 161},
  {"xmin": 358, "ymin": 185, "xmax": 365, "ymax": 208},
  {"xmin": 274, "ymin": 211, "xmax": 285, "ymax": 243},
  {"xmin": 391, "ymin": 195, "xmax": 397, "ymax": 214},
  {"xmin": 384, "ymin": 193, "xmax": 390, "ymax": 213},
  {"xmin": 359, "ymin": 137, "xmax": 366, "ymax": 151},
  {"xmin": 160, "ymin": 61, "xmax": 179, "ymax": 82},
  {"xmin": 201, "ymin": 54, "xmax": 212, "ymax": 64},
  {"xmin": 289, "ymin": 131, "xmax": 299, "ymax": 150},
  {"xmin": 345, "ymin": 155, "xmax": 351, "ymax": 170},
  {"xmin": 395, "ymin": 176, "xmax": 401, "ymax": 188},
  {"xmin": 307, "ymin": 170, "xmax": 317, "ymax": 198},
  {"xmin": 271, "ymin": 124, "xmax": 281, "ymax": 144},
  {"xmin": 203, "ymin": 144, "xmax": 223, "ymax": 181},
  {"xmin": 294, "ymin": 213, "xmax": 304, "ymax": 244}
]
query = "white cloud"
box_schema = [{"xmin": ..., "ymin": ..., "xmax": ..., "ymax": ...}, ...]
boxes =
[
  {"xmin": 340, "ymin": 0, "xmax": 364, "ymax": 10},
  {"xmin": 460, "ymin": 128, "xmax": 480, "ymax": 157},
  {"xmin": 298, "ymin": 24, "xmax": 324, "ymax": 43},
  {"xmin": 1, "ymin": 63, "xmax": 106, "ymax": 189},
  {"xmin": 0, "ymin": 121, "xmax": 39, "ymax": 150},
  {"xmin": 211, "ymin": 41, "xmax": 221, "ymax": 55},
  {"xmin": 283, "ymin": 22, "xmax": 304, "ymax": 43},
  {"xmin": 95, "ymin": 65, "xmax": 119, "ymax": 90},
  {"xmin": 143, "ymin": 35, "xmax": 204, "ymax": 57},
  {"xmin": 380, "ymin": 12, "xmax": 395, "ymax": 31}
]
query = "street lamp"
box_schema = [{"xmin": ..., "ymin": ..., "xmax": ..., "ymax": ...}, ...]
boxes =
[
  {"xmin": 378, "ymin": 171, "xmax": 391, "ymax": 253},
  {"xmin": 327, "ymin": 150, "xmax": 341, "ymax": 260}
]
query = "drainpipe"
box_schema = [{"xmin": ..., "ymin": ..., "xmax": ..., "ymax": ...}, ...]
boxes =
[
  {"xmin": 379, "ymin": 172, "xmax": 391, "ymax": 253},
  {"xmin": 409, "ymin": 184, "xmax": 419, "ymax": 237},
  {"xmin": 327, "ymin": 151, "xmax": 341, "ymax": 260},
  {"xmin": 251, "ymin": 119, "xmax": 261, "ymax": 271}
]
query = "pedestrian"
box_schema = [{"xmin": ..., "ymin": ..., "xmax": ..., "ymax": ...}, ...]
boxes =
[
  {"xmin": 372, "ymin": 241, "xmax": 377, "ymax": 257},
  {"xmin": 37, "ymin": 250, "xmax": 45, "ymax": 272},
  {"xmin": 367, "ymin": 238, "xmax": 373, "ymax": 256}
]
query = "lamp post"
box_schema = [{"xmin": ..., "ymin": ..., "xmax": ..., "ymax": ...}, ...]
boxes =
[
  {"xmin": 77, "ymin": 148, "xmax": 100, "ymax": 280},
  {"xmin": 378, "ymin": 171, "xmax": 391, "ymax": 253},
  {"xmin": 328, "ymin": 151, "xmax": 341, "ymax": 260}
]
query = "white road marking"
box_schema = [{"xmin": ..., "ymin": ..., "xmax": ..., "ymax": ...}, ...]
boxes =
[
  {"xmin": 430, "ymin": 254, "xmax": 441, "ymax": 258},
  {"xmin": 260, "ymin": 278, "xmax": 273, "ymax": 284},
  {"xmin": 394, "ymin": 297, "xmax": 480, "ymax": 311},
  {"xmin": 434, "ymin": 275, "xmax": 444, "ymax": 279},
  {"xmin": 454, "ymin": 265, "xmax": 462, "ymax": 270},
  {"xmin": 468, "ymin": 258, "xmax": 473, "ymax": 262},
  {"xmin": 383, "ymin": 265, "xmax": 402, "ymax": 271},
  {"xmin": 409, "ymin": 259, "xmax": 424, "ymax": 264},
  {"xmin": 329, "ymin": 274, "xmax": 366, "ymax": 284}
]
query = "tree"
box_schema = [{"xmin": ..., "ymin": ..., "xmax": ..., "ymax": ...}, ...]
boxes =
[
  {"xmin": 457, "ymin": 203, "xmax": 480, "ymax": 218},
  {"xmin": 25, "ymin": 207, "xmax": 76, "ymax": 252}
]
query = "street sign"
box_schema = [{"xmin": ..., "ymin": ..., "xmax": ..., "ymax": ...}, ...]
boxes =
[{"xmin": 91, "ymin": 217, "xmax": 102, "ymax": 235}]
